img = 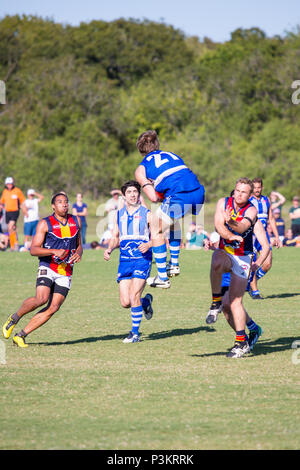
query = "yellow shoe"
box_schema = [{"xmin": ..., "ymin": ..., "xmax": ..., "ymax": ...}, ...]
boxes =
[
  {"xmin": 13, "ymin": 334, "xmax": 28, "ymax": 348},
  {"xmin": 2, "ymin": 315, "xmax": 16, "ymax": 339}
]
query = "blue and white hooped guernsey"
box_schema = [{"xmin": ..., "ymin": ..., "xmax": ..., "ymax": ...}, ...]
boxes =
[
  {"xmin": 249, "ymin": 195, "xmax": 270, "ymax": 230},
  {"xmin": 117, "ymin": 205, "xmax": 152, "ymax": 261},
  {"xmin": 140, "ymin": 150, "xmax": 201, "ymax": 196}
]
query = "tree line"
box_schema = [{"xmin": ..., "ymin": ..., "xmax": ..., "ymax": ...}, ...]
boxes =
[{"xmin": 0, "ymin": 15, "xmax": 300, "ymax": 200}]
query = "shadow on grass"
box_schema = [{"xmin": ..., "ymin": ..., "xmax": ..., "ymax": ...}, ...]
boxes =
[
  {"xmin": 263, "ymin": 292, "xmax": 300, "ymax": 299},
  {"xmin": 191, "ymin": 336, "xmax": 300, "ymax": 358},
  {"xmin": 33, "ymin": 326, "xmax": 214, "ymax": 346}
]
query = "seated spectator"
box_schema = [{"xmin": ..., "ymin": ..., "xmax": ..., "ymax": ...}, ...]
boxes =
[
  {"xmin": 0, "ymin": 232, "xmax": 8, "ymax": 251},
  {"xmin": 270, "ymin": 191, "xmax": 286, "ymax": 216},
  {"xmin": 99, "ymin": 227, "xmax": 113, "ymax": 249},
  {"xmin": 289, "ymin": 196, "xmax": 300, "ymax": 237},
  {"xmin": 105, "ymin": 190, "xmax": 124, "ymax": 230},
  {"xmin": 186, "ymin": 224, "xmax": 209, "ymax": 249},
  {"xmin": 82, "ymin": 240, "xmax": 104, "ymax": 250},
  {"xmin": 185, "ymin": 222, "xmax": 196, "ymax": 247},
  {"xmin": 283, "ymin": 229, "xmax": 299, "ymax": 247}
]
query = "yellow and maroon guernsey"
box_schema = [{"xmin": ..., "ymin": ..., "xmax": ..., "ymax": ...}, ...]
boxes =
[
  {"xmin": 219, "ymin": 197, "xmax": 254, "ymax": 256},
  {"xmin": 39, "ymin": 214, "xmax": 79, "ymax": 276}
]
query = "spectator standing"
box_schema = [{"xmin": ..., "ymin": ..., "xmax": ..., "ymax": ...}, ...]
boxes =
[
  {"xmin": 24, "ymin": 189, "xmax": 44, "ymax": 248},
  {"xmin": 104, "ymin": 189, "xmax": 124, "ymax": 230},
  {"xmin": 271, "ymin": 208, "xmax": 285, "ymax": 244},
  {"xmin": 270, "ymin": 191, "xmax": 286, "ymax": 216},
  {"xmin": 289, "ymin": 196, "xmax": 300, "ymax": 237},
  {"xmin": 72, "ymin": 193, "xmax": 88, "ymax": 244},
  {"xmin": 0, "ymin": 177, "xmax": 28, "ymax": 251}
]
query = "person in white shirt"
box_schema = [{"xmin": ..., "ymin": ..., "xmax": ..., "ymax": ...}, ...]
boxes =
[{"xmin": 24, "ymin": 189, "xmax": 44, "ymax": 247}]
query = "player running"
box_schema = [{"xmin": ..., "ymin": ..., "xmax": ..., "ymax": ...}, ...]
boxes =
[
  {"xmin": 248, "ymin": 178, "xmax": 280, "ymax": 299},
  {"xmin": 204, "ymin": 235, "xmax": 263, "ymax": 351},
  {"xmin": 207, "ymin": 178, "xmax": 270, "ymax": 358},
  {"xmin": 104, "ymin": 180, "xmax": 153, "ymax": 343},
  {"xmin": 2, "ymin": 192, "xmax": 82, "ymax": 347},
  {"xmin": 135, "ymin": 130, "xmax": 205, "ymax": 288}
]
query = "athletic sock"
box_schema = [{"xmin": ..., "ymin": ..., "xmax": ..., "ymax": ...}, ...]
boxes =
[
  {"xmin": 247, "ymin": 319, "xmax": 259, "ymax": 332},
  {"xmin": 256, "ymin": 267, "xmax": 267, "ymax": 280},
  {"xmin": 152, "ymin": 243, "xmax": 168, "ymax": 281},
  {"xmin": 212, "ymin": 293, "xmax": 222, "ymax": 304},
  {"xmin": 11, "ymin": 312, "xmax": 20, "ymax": 324},
  {"xmin": 236, "ymin": 330, "xmax": 247, "ymax": 343},
  {"xmin": 17, "ymin": 329, "xmax": 27, "ymax": 338},
  {"xmin": 9, "ymin": 231, "xmax": 18, "ymax": 250},
  {"xmin": 169, "ymin": 230, "xmax": 181, "ymax": 266},
  {"xmin": 131, "ymin": 306, "xmax": 143, "ymax": 335}
]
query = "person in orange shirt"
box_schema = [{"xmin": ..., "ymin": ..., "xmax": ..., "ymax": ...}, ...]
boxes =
[{"xmin": 0, "ymin": 177, "xmax": 28, "ymax": 251}]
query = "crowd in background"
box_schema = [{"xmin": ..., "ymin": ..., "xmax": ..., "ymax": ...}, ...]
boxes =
[{"xmin": 1, "ymin": 177, "xmax": 300, "ymax": 252}]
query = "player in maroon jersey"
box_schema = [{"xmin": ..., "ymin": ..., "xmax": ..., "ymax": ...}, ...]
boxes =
[
  {"xmin": 2, "ymin": 192, "xmax": 83, "ymax": 347},
  {"xmin": 207, "ymin": 178, "xmax": 270, "ymax": 358}
]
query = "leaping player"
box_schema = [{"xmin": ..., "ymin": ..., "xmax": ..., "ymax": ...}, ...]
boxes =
[{"xmin": 135, "ymin": 130, "xmax": 205, "ymax": 288}]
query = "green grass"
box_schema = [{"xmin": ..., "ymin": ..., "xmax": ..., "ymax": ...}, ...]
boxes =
[{"xmin": 0, "ymin": 247, "xmax": 300, "ymax": 450}]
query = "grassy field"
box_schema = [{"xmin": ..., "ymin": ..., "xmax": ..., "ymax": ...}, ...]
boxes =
[{"xmin": 0, "ymin": 246, "xmax": 300, "ymax": 450}]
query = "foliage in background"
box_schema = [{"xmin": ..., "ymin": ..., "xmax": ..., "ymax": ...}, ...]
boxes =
[{"xmin": 1, "ymin": 16, "xmax": 300, "ymax": 200}]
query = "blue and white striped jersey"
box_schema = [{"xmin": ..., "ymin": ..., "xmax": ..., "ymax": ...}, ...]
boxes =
[
  {"xmin": 249, "ymin": 195, "xmax": 270, "ymax": 230},
  {"xmin": 139, "ymin": 150, "xmax": 201, "ymax": 196},
  {"xmin": 117, "ymin": 205, "xmax": 152, "ymax": 261}
]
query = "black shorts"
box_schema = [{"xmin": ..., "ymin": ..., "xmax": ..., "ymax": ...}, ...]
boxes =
[
  {"xmin": 6, "ymin": 210, "xmax": 19, "ymax": 224},
  {"xmin": 36, "ymin": 275, "xmax": 70, "ymax": 298}
]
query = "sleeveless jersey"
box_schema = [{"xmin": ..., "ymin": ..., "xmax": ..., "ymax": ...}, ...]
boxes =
[
  {"xmin": 117, "ymin": 205, "xmax": 152, "ymax": 261},
  {"xmin": 249, "ymin": 195, "xmax": 270, "ymax": 230},
  {"xmin": 39, "ymin": 214, "xmax": 79, "ymax": 276},
  {"xmin": 219, "ymin": 197, "xmax": 254, "ymax": 255},
  {"xmin": 140, "ymin": 150, "xmax": 201, "ymax": 197}
]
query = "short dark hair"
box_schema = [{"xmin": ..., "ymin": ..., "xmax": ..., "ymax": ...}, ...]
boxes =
[
  {"xmin": 51, "ymin": 191, "xmax": 68, "ymax": 204},
  {"xmin": 252, "ymin": 177, "xmax": 263, "ymax": 186},
  {"xmin": 121, "ymin": 180, "xmax": 141, "ymax": 196}
]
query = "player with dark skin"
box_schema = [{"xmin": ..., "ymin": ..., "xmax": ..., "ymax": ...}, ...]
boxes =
[{"xmin": 2, "ymin": 193, "xmax": 83, "ymax": 347}]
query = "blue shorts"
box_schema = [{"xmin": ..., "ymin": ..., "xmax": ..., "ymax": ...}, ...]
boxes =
[
  {"xmin": 117, "ymin": 257, "xmax": 152, "ymax": 283},
  {"xmin": 24, "ymin": 220, "xmax": 39, "ymax": 236},
  {"xmin": 254, "ymin": 230, "xmax": 272, "ymax": 253},
  {"xmin": 159, "ymin": 186, "xmax": 205, "ymax": 220}
]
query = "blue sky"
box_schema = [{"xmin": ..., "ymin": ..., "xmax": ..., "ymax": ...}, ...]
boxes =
[{"xmin": 1, "ymin": 0, "xmax": 300, "ymax": 42}]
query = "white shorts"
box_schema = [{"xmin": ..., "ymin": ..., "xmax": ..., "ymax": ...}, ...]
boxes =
[
  {"xmin": 36, "ymin": 266, "xmax": 72, "ymax": 290},
  {"xmin": 226, "ymin": 253, "xmax": 253, "ymax": 280}
]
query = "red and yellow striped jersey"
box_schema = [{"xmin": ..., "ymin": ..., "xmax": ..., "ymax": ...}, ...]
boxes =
[
  {"xmin": 219, "ymin": 197, "xmax": 254, "ymax": 256},
  {"xmin": 39, "ymin": 214, "xmax": 79, "ymax": 276}
]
